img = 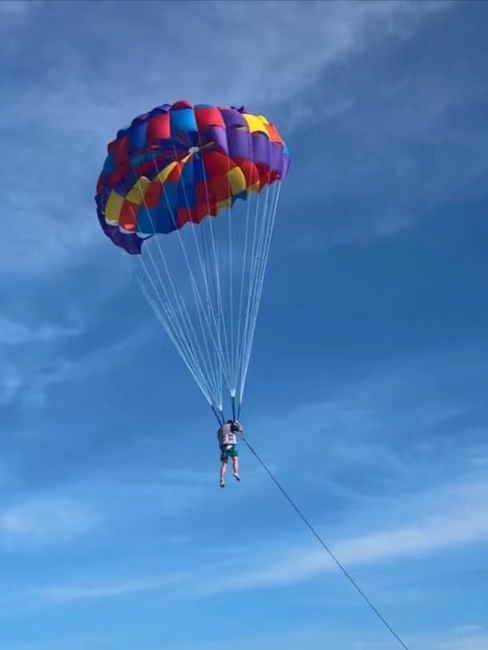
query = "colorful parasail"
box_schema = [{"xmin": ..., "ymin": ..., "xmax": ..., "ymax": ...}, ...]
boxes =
[{"xmin": 95, "ymin": 100, "xmax": 290, "ymax": 422}]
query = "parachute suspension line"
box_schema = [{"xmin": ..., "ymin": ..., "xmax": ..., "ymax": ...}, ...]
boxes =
[
  {"xmin": 137, "ymin": 275, "xmax": 214, "ymax": 405},
  {"xmin": 230, "ymin": 131, "xmax": 261, "ymax": 412},
  {"xmin": 195, "ymin": 146, "xmax": 264, "ymax": 418},
  {"xmin": 141, "ymin": 157, "xmax": 230, "ymax": 410},
  {"xmin": 135, "ymin": 246, "xmax": 214, "ymax": 403},
  {"xmin": 199, "ymin": 153, "xmax": 234, "ymax": 408},
  {"xmin": 197, "ymin": 186, "xmax": 223, "ymax": 406},
  {"xmin": 180, "ymin": 135, "xmax": 285, "ymax": 419},
  {"xmin": 203, "ymin": 178, "xmax": 227, "ymax": 409},
  {"xmin": 162, "ymin": 161, "xmax": 224, "ymax": 407},
  {"xmin": 201, "ymin": 219, "xmax": 223, "ymax": 409},
  {"xmin": 134, "ymin": 223, "xmax": 217, "ymax": 406},
  {"xmin": 132, "ymin": 212, "xmax": 211, "ymax": 396},
  {"xmin": 233, "ymin": 189, "xmax": 264, "ymax": 412},
  {"xmin": 237, "ymin": 181, "xmax": 282, "ymax": 412},
  {"xmin": 211, "ymin": 403, "xmax": 225, "ymax": 426},
  {"xmin": 233, "ymin": 170, "xmax": 253, "ymax": 399},
  {"xmin": 159, "ymin": 149, "xmax": 235, "ymax": 401},
  {"xmin": 132, "ymin": 184, "xmax": 223, "ymax": 413},
  {"xmin": 137, "ymin": 250, "xmax": 219, "ymax": 412},
  {"xmin": 139, "ymin": 158, "xmax": 228, "ymax": 412},
  {"xmin": 130, "ymin": 142, "xmax": 284, "ymax": 420},
  {"xmin": 227, "ymin": 147, "xmax": 235, "ymax": 401},
  {"xmin": 242, "ymin": 435, "xmax": 410, "ymax": 650},
  {"xmin": 241, "ymin": 182, "xmax": 281, "ymax": 399},
  {"xmin": 167, "ymin": 147, "xmax": 229, "ymax": 398}
]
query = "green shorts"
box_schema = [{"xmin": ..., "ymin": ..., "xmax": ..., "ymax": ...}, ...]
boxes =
[{"xmin": 220, "ymin": 445, "xmax": 238, "ymax": 462}]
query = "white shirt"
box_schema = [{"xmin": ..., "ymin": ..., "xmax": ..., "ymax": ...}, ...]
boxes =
[{"xmin": 218, "ymin": 423, "xmax": 238, "ymax": 447}]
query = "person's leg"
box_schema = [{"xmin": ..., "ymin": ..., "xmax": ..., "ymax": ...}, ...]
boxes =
[
  {"xmin": 219, "ymin": 448, "xmax": 228, "ymax": 486},
  {"xmin": 220, "ymin": 461, "xmax": 227, "ymax": 486},
  {"xmin": 231, "ymin": 447, "xmax": 240, "ymax": 480}
]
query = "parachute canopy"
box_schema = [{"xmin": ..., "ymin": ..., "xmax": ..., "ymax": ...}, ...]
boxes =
[
  {"xmin": 95, "ymin": 100, "xmax": 290, "ymax": 254},
  {"xmin": 95, "ymin": 100, "xmax": 290, "ymax": 421}
]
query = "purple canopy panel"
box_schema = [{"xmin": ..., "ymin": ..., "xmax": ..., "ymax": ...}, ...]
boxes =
[
  {"xmin": 251, "ymin": 133, "xmax": 271, "ymax": 167},
  {"xmin": 219, "ymin": 108, "xmax": 247, "ymax": 129},
  {"xmin": 226, "ymin": 128, "xmax": 253, "ymax": 161}
]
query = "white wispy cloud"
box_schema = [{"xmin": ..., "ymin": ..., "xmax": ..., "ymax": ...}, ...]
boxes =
[
  {"xmin": 246, "ymin": 342, "xmax": 488, "ymax": 493},
  {"xmin": 0, "ymin": 355, "xmax": 72, "ymax": 408},
  {"xmin": 0, "ymin": 313, "xmax": 150, "ymax": 408},
  {"xmin": 82, "ymin": 472, "xmax": 216, "ymax": 520},
  {"xmin": 5, "ymin": 342, "xmax": 483, "ymax": 610},
  {"xmin": 33, "ymin": 572, "xmax": 186, "ymax": 606},
  {"xmin": 0, "ymin": 0, "xmax": 451, "ymax": 278},
  {"xmin": 292, "ymin": 65, "xmax": 488, "ymax": 249},
  {"xmin": 202, "ymin": 474, "xmax": 488, "ymax": 594},
  {"xmin": 0, "ymin": 497, "xmax": 100, "ymax": 546},
  {"xmin": 0, "ymin": 317, "xmax": 81, "ymax": 346},
  {"xmin": 0, "ymin": 307, "xmax": 86, "ymax": 407},
  {"xmin": 0, "ymin": 634, "xmax": 117, "ymax": 650},
  {"xmin": 1, "ymin": 1, "xmax": 449, "ymax": 125},
  {"xmin": 140, "ymin": 626, "xmax": 488, "ymax": 650},
  {"xmin": 18, "ymin": 469, "xmax": 487, "ymax": 610},
  {"xmin": 2, "ymin": 624, "xmax": 485, "ymax": 650},
  {"xmin": 0, "ymin": 0, "xmax": 34, "ymax": 16},
  {"xmin": 439, "ymin": 635, "xmax": 488, "ymax": 650},
  {"xmin": 419, "ymin": 628, "xmax": 488, "ymax": 650},
  {"xmin": 169, "ymin": 624, "xmax": 363, "ymax": 650},
  {"xmin": 0, "ymin": 371, "xmax": 23, "ymax": 406}
]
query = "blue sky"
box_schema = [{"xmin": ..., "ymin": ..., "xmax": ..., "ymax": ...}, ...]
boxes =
[{"xmin": 1, "ymin": 1, "xmax": 488, "ymax": 649}]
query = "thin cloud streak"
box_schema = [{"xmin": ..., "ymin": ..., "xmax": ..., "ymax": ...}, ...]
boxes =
[
  {"xmin": 0, "ymin": 317, "xmax": 81, "ymax": 346},
  {"xmin": 204, "ymin": 476, "xmax": 488, "ymax": 594},
  {"xmin": 33, "ymin": 573, "xmax": 187, "ymax": 606},
  {"xmin": 19, "ymin": 471, "xmax": 488, "ymax": 608},
  {"xmin": 0, "ymin": 497, "xmax": 100, "ymax": 545}
]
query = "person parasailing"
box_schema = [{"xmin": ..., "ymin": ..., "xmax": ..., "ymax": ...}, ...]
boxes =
[
  {"xmin": 94, "ymin": 100, "xmax": 289, "ymax": 475},
  {"xmin": 218, "ymin": 419, "xmax": 243, "ymax": 487}
]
